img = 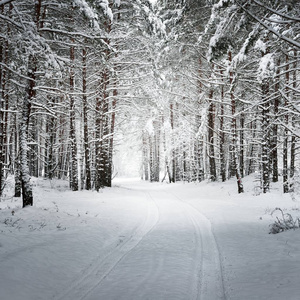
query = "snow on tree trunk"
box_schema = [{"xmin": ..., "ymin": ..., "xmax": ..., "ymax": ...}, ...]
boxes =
[
  {"xmin": 0, "ymin": 9, "xmax": 9, "ymax": 196},
  {"xmin": 261, "ymin": 78, "xmax": 270, "ymax": 193},
  {"xmin": 228, "ymin": 51, "xmax": 243, "ymax": 193},
  {"xmin": 46, "ymin": 113, "xmax": 56, "ymax": 180},
  {"xmin": 170, "ymin": 102, "xmax": 176, "ymax": 183},
  {"xmin": 142, "ymin": 133, "xmax": 149, "ymax": 181},
  {"xmin": 239, "ymin": 111, "xmax": 245, "ymax": 178},
  {"xmin": 147, "ymin": 119, "xmax": 160, "ymax": 183},
  {"xmin": 0, "ymin": 68, "xmax": 4, "ymax": 196},
  {"xmin": 95, "ymin": 69, "xmax": 110, "ymax": 190},
  {"xmin": 289, "ymin": 49, "xmax": 297, "ymax": 192},
  {"xmin": 69, "ymin": 43, "xmax": 78, "ymax": 191},
  {"xmin": 14, "ymin": 165, "xmax": 21, "ymax": 198},
  {"xmin": 20, "ymin": 67, "xmax": 35, "ymax": 207},
  {"xmin": 13, "ymin": 114, "xmax": 21, "ymax": 197},
  {"xmin": 283, "ymin": 54, "xmax": 289, "ymax": 194},
  {"xmin": 94, "ymin": 93, "xmax": 103, "ymax": 191},
  {"xmin": 219, "ymin": 68, "xmax": 226, "ymax": 182},
  {"xmin": 271, "ymin": 58, "xmax": 280, "ymax": 183},
  {"xmin": 20, "ymin": 124, "xmax": 33, "ymax": 207},
  {"xmin": 207, "ymin": 89, "xmax": 216, "ymax": 181},
  {"xmin": 100, "ymin": 70, "xmax": 110, "ymax": 188},
  {"xmin": 82, "ymin": 47, "xmax": 91, "ymax": 190}
]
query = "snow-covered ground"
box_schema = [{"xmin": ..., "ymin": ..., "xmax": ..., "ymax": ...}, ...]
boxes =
[{"xmin": 0, "ymin": 175, "xmax": 300, "ymax": 300}]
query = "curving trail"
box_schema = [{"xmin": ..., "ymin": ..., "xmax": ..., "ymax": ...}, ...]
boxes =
[
  {"xmin": 170, "ymin": 191, "xmax": 226, "ymax": 300},
  {"xmin": 54, "ymin": 193, "xmax": 160, "ymax": 300},
  {"xmin": 55, "ymin": 184, "xmax": 226, "ymax": 300}
]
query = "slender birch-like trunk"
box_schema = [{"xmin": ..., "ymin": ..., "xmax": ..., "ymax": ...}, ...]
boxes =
[
  {"xmin": 283, "ymin": 54, "xmax": 289, "ymax": 193},
  {"xmin": 228, "ymin": 51, "xmax": 243, "ymax": 193}
]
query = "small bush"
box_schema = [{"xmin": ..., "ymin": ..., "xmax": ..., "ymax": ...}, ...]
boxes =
[{"xmin": 269, "ymin": 207, "xmax": 300, "ymax": 234}]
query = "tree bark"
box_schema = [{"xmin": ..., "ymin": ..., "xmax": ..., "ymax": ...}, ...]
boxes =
[
  {"xmin": 228, "ymin": 51, "xmax": 243, "ymax": 193},
  {"xmin": 208, "ymin": 89, "xmax": 216, "ymax": 181},
  {"xmin": 239, "ymin": 111, "xmax": 244, "ymax": 178},
  {"xmin": 20, "ymin": 67, "xmax": 35, "ymax": 207},
  {"xmin": 0, "ymin": 3, "xmax": 10, "ymax": 196},
  {"xmin": 82, "ymin": 47, "xmax": 91, "ymax": 190},
  {"xmin": 289, "ymin": 49, "xmax": 297, "ymax": 191},
  {"xmin": 106, "ymin": 78, "xmax": 117, "ymax": 187},
  {"xmin": 283, "ymin": 54, "xmax": 289, "ymax": 193},
  {"xmin": 271, "ymin": 58, "xmax": 280, "ymax": 182},
  {"xmin": 0, "ymin": 33, "xmax": 4, "ymax": 196},
  {"xmin": 95, "ymin": 70, "xmax": 110, "ymax": 190},
  {"xmin": 219, "ymin": 68, "xmax": 226, "ymax": 182},
  {"xmin": 261, "ymin": 79, "xmax": 270, "ymax": 193},
  {"xmin": 69, "ymin": 42, "xmax": 78, "ymax": 191},
  {"xmin": 142, "ymin": 133, "xmax": 149, "ymax": 181},
  {"xmin": 170, "ymin": 102, "xmax": 176, "ymax": 183}
]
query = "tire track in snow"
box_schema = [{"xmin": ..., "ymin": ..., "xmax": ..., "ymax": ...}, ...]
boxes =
[
  {"xmin": 123, "ymin": 191, "xmax": 168, "ymax": 299},
  {"xmin": 133, "ymin": 190, "xmax": 204, "ymax": 300},
  {"xmin": 53, "ymin": 194, "xmax": 160, "ymax": 300},
  {"xmin": 123, "ymin": 190, "xmax": 225, "ymax": 300},
  {"xmin": 170, "ymin": 191, "xmax": 227, "ymax": 300}
]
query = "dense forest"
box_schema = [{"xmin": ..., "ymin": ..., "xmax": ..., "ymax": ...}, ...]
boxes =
[{"xmin": 0, "ymin": 0, "xmax": 299, "ymax": 207}]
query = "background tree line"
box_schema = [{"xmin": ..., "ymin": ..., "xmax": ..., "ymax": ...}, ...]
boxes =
[
  {"xmin": 138, "ymin": 0, "xmax": 299, "ymax": 195},
  {"xmin": 0, "ymin": 0, "xmax": 299, "ymax": 207}
]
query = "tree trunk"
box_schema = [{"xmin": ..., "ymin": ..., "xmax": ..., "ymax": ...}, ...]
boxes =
[
  {"xmin": 20, "ymin": 66, "xmax": 35, "ymax": 207},
  {"xmin": 289, "ymin": 49, "xmax": 297, "ymax": 191},
  {"xmin": 82, "ymin": 47, "xmax": 91, "ymax": 190},
  {"xmin": 283, "ymin": 54, "xmax": 289, "ymax": 193},
  {"xmin": 14, "ymin": 164, "xmax": 21, "ymax": 197},
  {"xmin": 261, "ymin": 79, "xmax": 270, "ymax": 193},
  {"xmin": 247, "ymin": 118, "xmax": 258, "ymax": 175},
  {"xmin": 94, "ymin": 93, "xmax": 103, "ymax": 191},
  {"xmin": 142, "ymin": 133, "xmax": 149, "ymax": 181},
  {"xmin": 219, "ymin": 68, "xmax": 226, "ymax": 182},
  {"xmin": 162, "ymin": 115, "xmax": 171, "ymax": 183},
  {"xmin": 19, "ymin": 0, "xmax": 42, "ymax": 205},
  {"xmin": 239, "ymin": 111, "xmax": 244, "ymax": 178},
  {"xmin": 106, "ymin": 80, "xmax": 117, "ymax": 187},
  {"xmin": 12, "ymin": 113, "xmax": 21, "ymax": 197},
  {"xmin": 0, "ymin": 4, "xmax": 10, "ymax": 196},
  {"xmin": 208, "ymin": 89, "xmax": 216, "ymax": 181},
  {"xmin": 272, "ymin": 58, "xmax": 280, "ymax": 183},
  {"xmin": 46, "ymin": 112, "xmax": 56, "ymax": 180},
  {"xmin": 228, "ymin": 51, "xmax": 243, "ymax": 193},
  {"xmin": 69, "ymin": 42, "xmax": 78, "ymax": 191},
  {"xmin": 95, "ymin": 19, "xmax": 113, "ymax": 188},
  {"xmin": 0, "ymin": 41, "xmax": 4, "ymax": 196},
  {"xmin": 100, "ymin": 70, "xmax": 110, "ymax": 187},
  {"xmin": 95, "ymin": 69, "xmax": 110, "ymax": 190},
  {"xmin": 149, "ymin": 120, "xmax": 160, "ymax": 182},
  {"xmin": 170, "ymin": 102, "xmax": 176, "ymax": 183},
  {"xmin": 195, "ymin": 58, "xmax": 204, "ymax": 182},
  {"xmin": 105, "ymin": 8, "xmax": 120, "ymax": 186},
  {"xmin": 149, "ymin": 136, "xmax": 154, "ymax": 182}
]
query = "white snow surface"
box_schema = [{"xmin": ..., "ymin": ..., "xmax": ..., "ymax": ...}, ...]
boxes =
[{"xmin": 1, "ymin": 175, "xmax": 300, "ymax": 300}]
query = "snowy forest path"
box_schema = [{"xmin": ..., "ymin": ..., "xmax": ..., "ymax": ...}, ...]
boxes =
[
  {"xmin": 168, "ymin": 190, "xmax": 226, "ymax": 300},
  {"xmin": 71, "ymin": 182, "xmax": 226, "ymax": 300},
  {"xmin": 53, "ymin": 189, "xmax": 160, "ymax": 300}
]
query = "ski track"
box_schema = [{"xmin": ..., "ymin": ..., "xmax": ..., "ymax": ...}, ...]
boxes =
[
  {"xmin": 169, "ymin": 191, "xmax": 227, "ymax": 300},
  {"xmin": 124, "ymin": 190, "xmax": 205, "ymax": 300},
  {"xmin": 110, "ymin": 189, "xmax": 226, "ymax": 300},
  {"xmin": 53, "ymin": 186, "xmax": 226, "ymax": 300},
  {"xmin": 53, "ymin": 194, "xmax": 160, "ymax": 300}
]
